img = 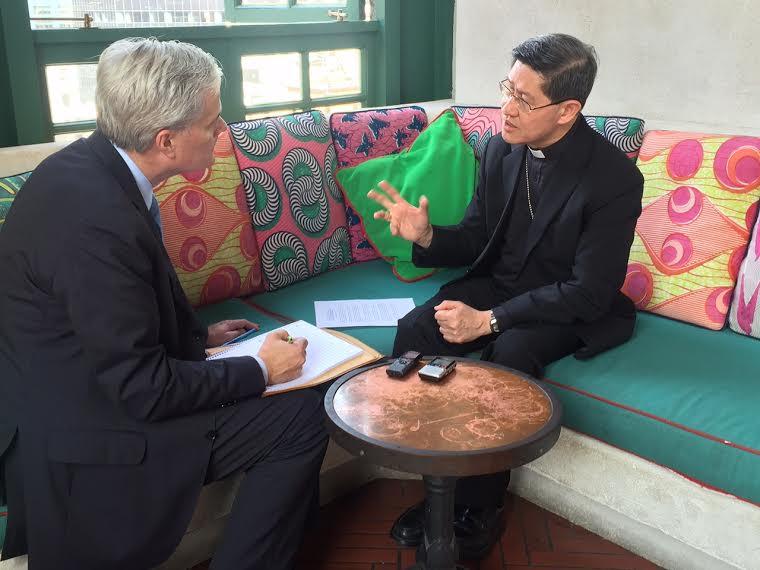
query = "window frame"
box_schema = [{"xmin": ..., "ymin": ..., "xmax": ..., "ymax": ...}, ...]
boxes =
[
  {"xmin": 225, "ymin": 0, "xmax": 361, "ymax": 24},
  {"xmin": 29, "ymin": 21, "xmax": 378, "ymax": 141}
]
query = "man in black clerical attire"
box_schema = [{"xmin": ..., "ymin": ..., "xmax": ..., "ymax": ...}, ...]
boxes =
[{"xmin": 368, "ymin": 33, "xmax": 644, "ymax": 559}]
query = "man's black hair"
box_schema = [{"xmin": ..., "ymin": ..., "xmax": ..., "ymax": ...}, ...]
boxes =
[{"xmin": 512, "ymin": 33, "xmax": 598, "ymax": 106}]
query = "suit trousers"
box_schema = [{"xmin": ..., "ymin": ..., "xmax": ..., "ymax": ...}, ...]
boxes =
[
  {"xmin": 393, "ymin": 276, "xmax": 581, "ymax": 507},
  {"xmin": 206, "ymin": 389, "xmax": 329, "ymax": 570}
]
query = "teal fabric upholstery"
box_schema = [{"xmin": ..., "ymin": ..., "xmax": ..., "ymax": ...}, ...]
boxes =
[
  {"xmin": 545, "ymin": 312, "xmax": 760, "ymax": 504},
  {"xmin": 247, "ymin": 260, "xmax": 465, "ymax": 356},
  {"xmin": 194, "ymin": 298, "xmax": 285, "ymax": 334}
]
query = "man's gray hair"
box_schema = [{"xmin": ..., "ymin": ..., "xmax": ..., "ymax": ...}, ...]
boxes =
[{"xmin": 96, "ymin": 37, "xmax": 223, "ymax": 152}]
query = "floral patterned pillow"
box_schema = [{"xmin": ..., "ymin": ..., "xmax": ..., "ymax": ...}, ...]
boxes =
[
  {"xmin": 622, "ymin": 131, "xmax": 760, "ymax": 329},
  {"xmin": 329, "ymin": 106, "xmax": 428, "ymax": 263},
  {"xmin": 584, "ymin": 115, "xmax": 645, "ymax": 162},
  {"xmin": 230, "ymin": 110, "xmax": 351, "ymax": 291},
  {"xmin": 0, "ymin": 171, "xmax": 31, "ymax": 230},
  {"xmin": 155, "ymin": 129, "xmax": 264, "ymax": 306},
  {"xmin": 450, "ymin": 106, "xmax": 502, "ymax": 160}
]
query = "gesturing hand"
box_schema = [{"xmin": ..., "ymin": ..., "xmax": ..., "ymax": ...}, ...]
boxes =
[
  {"xmin": 206, "ymin": 319, "xmax": 259, "ymax": 348},
  {"xmin": 434, "ymin": 300, "xmax": 491, "ymax": 344},
  {"xmin": 257, "ymin": 330, "xmax": 308, "ymax": 385},
  {"xmin": 367, "ymin": 180, "xmax": 433, "ymax": 247}
]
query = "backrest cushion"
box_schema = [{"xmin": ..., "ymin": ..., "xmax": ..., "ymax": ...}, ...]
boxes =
[
  {"xmin": 230, "ymin": 110, "xmax": 351, "ymax": 291},
  {"xmin": 584, "ymin": 115, "xmax": 645, "ymax": 162},
  {"xmin": 335, "ymin": 110, "xmax": 477, "ymax": 281},
  {"xmin": 155, "ymin": 129, "xmax": 264, "ymax": 307},
  {"xmin": 0, "ymin": 172, "xmax": 31, "ymax": 231},
  {"xmin": 622, "ymin": 131, "xmax": 760, "ymax": 329},
  {"xmin": 450, "ymin": 106, "xmax": 502, "ymax": 160},
  {"xmin": 729, "ymin": 200, "xmax": 760, "ymax": 338},
  {"xmin": 329, "ymin": 106, "xmax": 428, "ymax": 263}
]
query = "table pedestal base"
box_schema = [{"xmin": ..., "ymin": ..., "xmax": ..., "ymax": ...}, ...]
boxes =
[{"xmin": 405, "ymin": 475, "xmax": 468, "ymax": 570}]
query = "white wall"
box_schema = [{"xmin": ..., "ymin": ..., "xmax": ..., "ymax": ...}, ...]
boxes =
[{"xmin": 454, "ymin": 0, "xmax": 760, "ymax": 134}]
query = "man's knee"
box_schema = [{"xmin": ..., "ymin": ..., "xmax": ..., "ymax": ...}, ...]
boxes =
[
  {"xmin": 393, "ymin": 308, "xmax": 434, "ymax": 356},
  {"xmin": 481, "ymin": 330, "xmax": 542, "ymax": 377}
]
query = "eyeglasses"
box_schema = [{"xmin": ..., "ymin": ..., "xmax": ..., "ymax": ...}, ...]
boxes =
[{"xmin": 498, "ymin": 79, "xmax": 572, "ymax": 114}]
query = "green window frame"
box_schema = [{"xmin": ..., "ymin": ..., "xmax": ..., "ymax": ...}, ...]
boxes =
[
  {"xmin": 225, "ymin": 0, "xmax": 362, "ymax": 24},
  {"xmin": 0, "ymin": 1, "xmax": 454, "ymax": 147}
]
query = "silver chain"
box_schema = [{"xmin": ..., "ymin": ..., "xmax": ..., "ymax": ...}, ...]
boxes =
[{"xmin": 525, "ymin": 153, "xmax": 534, "ymax": 220}]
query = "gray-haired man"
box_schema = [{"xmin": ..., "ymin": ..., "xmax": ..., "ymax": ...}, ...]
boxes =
[{"xmin": 0, "ymin": 38, "xmax": 326, "ymax": 569}]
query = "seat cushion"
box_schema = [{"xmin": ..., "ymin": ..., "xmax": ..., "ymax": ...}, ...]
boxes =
[
  {"xmin": 194, "ymin": 297, "xmax": 285, "ymax": 335},
  {"xmin": 245, "ymin": 259, "xmax": 465, "ymax": 356},
  {"xmin": 154, "ymin": 129, "xmax": 264, "ymax": 307},
  {"xmin": 229, "ymin": 111, "xmax": 351, "ymax": 291},
  {"xmin": 545, "ymin": 311, "xmax": 760, "ymax": 504},
  {"xmin": 623, "ymin": 131, "xmax": 760, "ymax": 329},
  {"xmin": 330, "ymin": 105, "xmax": 428, "ymax": 263}
]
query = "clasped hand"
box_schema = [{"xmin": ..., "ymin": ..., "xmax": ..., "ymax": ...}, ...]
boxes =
[
  {"xmin": 367, "ymin": 180, "xmax": 433, "ymax": 247},
  {"xmin": 434, "ymin": 300, "xmax": 491, "ymax": 344}
]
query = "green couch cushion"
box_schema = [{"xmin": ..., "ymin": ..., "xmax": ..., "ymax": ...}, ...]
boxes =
[
  {"xmin": 545, "ymin": 311, "xmax": 760, "ymax": 504},
  {"xmin": 246, "ymin": 259, "xmax": 465, "ymax": 355},
  {"xmin": 194, "ymin": 297, "xmax": 284, "ymax": 334},
  {"xmin": 335, "ymin": 110, "xmax": 477, "ymax": 281}
]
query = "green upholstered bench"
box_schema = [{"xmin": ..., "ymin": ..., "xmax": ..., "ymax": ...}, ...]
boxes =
[{"xmin": 545, "ymin": 312, "xmax": 760, "ymax": 505}]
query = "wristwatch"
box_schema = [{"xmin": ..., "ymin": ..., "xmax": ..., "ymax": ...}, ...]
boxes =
[{"xmin": 489, "ymin": 310, "xmax": 500, "ymax": 334}]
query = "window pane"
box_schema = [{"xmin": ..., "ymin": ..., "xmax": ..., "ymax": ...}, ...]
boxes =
[
  {"xmin": 245, "ymin": 108, "xmax": 302, "ymax": 120},
  {"xmin": 309, "ymin": 49, "xmax": 361, "ymax": 99},
  {"xmin": 54, "ymin": 131, "xmax": 93, "ymax": 143},
  {"xmin": 240, "ymin": 0, "xmax": 287, "ymax": 4},
  {"xmin": 28, "ymin": 0, "xmax": 225, "ymax": 30},
  {"xmin": 45, "ymin": 64, "xmax": 96, "ymax": 124},
  {"xmin": 242, "ymin": 53, "xmax": 302, "ymax": 107},
  {"xmin": 314, "ymin": 101, "xmax": 362, "ymax": 116},
  {"xmin": 296, "ymin": 0, "xmax": 346, "ymax": 4}
]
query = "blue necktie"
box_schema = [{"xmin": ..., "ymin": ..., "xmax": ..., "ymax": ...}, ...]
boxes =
[{"xmin": 149, "ymin": 195, "xmax": 163, "ymax": 239}]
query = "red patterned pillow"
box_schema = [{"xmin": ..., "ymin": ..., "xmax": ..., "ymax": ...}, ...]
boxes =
[
  {"xmin": 229, "ymin": 111, "xmax": 351, "ymax": 291},
  {"xmin": 329, "ymin": 106, "xmax": 428, "ymax": 262},
  {"xmin": 155, "ymin": 128, "xmax": 264, "ymax": 307},
  {"xmin": 622, "ymin": 131, "xmax": 760, "ymax": 329},
  {"xmin": 450, "ymin": 106, "xmax": 502, "ymax": 160}
]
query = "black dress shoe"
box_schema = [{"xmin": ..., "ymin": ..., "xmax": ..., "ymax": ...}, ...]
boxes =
[
  {"xmin": 453, "ymin": 504, "xmax": 504, "ymax": 560},
  {"xmin": 390, "ymin": 501, "xmax": 425, "ymax": 547},
  {"xmin": 390, "ymin": 501, "xmax": 504, "ymax": 557}
]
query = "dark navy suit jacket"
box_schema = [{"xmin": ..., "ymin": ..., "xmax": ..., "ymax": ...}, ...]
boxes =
[{"xmin": 0, "ymin": 131, "xmax": 264, "ymax": 568}]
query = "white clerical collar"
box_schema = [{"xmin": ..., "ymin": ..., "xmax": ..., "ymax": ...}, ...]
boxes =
[{"xmin": 528, "ymin": 146, "xmax": 546, "ymax": 159}]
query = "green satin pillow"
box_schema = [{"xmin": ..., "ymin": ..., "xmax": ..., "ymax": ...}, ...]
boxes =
[{"xmin": 335, "ymin": 110, "xmax": 478, "ymax": 280}]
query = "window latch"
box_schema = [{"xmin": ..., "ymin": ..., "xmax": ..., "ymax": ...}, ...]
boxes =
[{"xmin": 327, "ymin": 9, "xmax": 348, "ymax": 22}]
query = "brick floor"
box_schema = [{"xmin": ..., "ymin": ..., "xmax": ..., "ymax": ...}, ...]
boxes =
[{"xmin": 192, "ymin": 478, "xmax": 662, "ymax": 569}]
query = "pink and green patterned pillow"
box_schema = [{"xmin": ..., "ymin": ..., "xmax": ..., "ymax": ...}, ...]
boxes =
[
  {"xmin": 229, "ymin": 110, "xmax": 351, "ymax": 291},
  {"xmin": 329, "ymin": 106, "xmax": 428, "ymax": 263},
  {"xmin": 450, "ymin": 106, "xmax": 502, "ymax": 161},
  {"xmin": 155, "ymin": 128, "xmax": 264, "ymax": 307},
  {"xmin": 335, "ymin": 110, "xmax": 477, "ymax": 281},
  {"xmin": 622, "ymin": 131, "xmax": 760, "ymax": 329},
  {"xmin": 0, "ymin": 171, "xmax": 31, "ymax": 231},
  {"xmin": 729, "ymin": 200, "xmax": 760, "ymax": 338},
  {"xmin": 585, "ymin": 115, "xmax": 645, "ymax": 162}
]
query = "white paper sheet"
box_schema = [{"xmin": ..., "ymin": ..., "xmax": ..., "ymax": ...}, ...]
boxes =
[
  {"xmin": 314, "ymin": 298, "xmax": 416, "ymax": 328},
  {"xmin": 207, "ymin": 320, "xmax": 363, "ymax": 394}
]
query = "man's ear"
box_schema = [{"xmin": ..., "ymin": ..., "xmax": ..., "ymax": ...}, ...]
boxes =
[
  {"xmin": 558, "ymin": 100, "xmax": 583, "ymax": 125},
  {"xmin": 155, "ymin": 128, "xmax": 177, "ymax": 159}
]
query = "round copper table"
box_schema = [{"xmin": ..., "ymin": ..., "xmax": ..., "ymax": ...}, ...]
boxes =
[{"xmin": 324, "ymin": 357, "xmax": 562, "ymax": 570}]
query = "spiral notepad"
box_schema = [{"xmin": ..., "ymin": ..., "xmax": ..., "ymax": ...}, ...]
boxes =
[{"xmin": 207, "ymin": 320, "xmax": 363, "ymax": 394}]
